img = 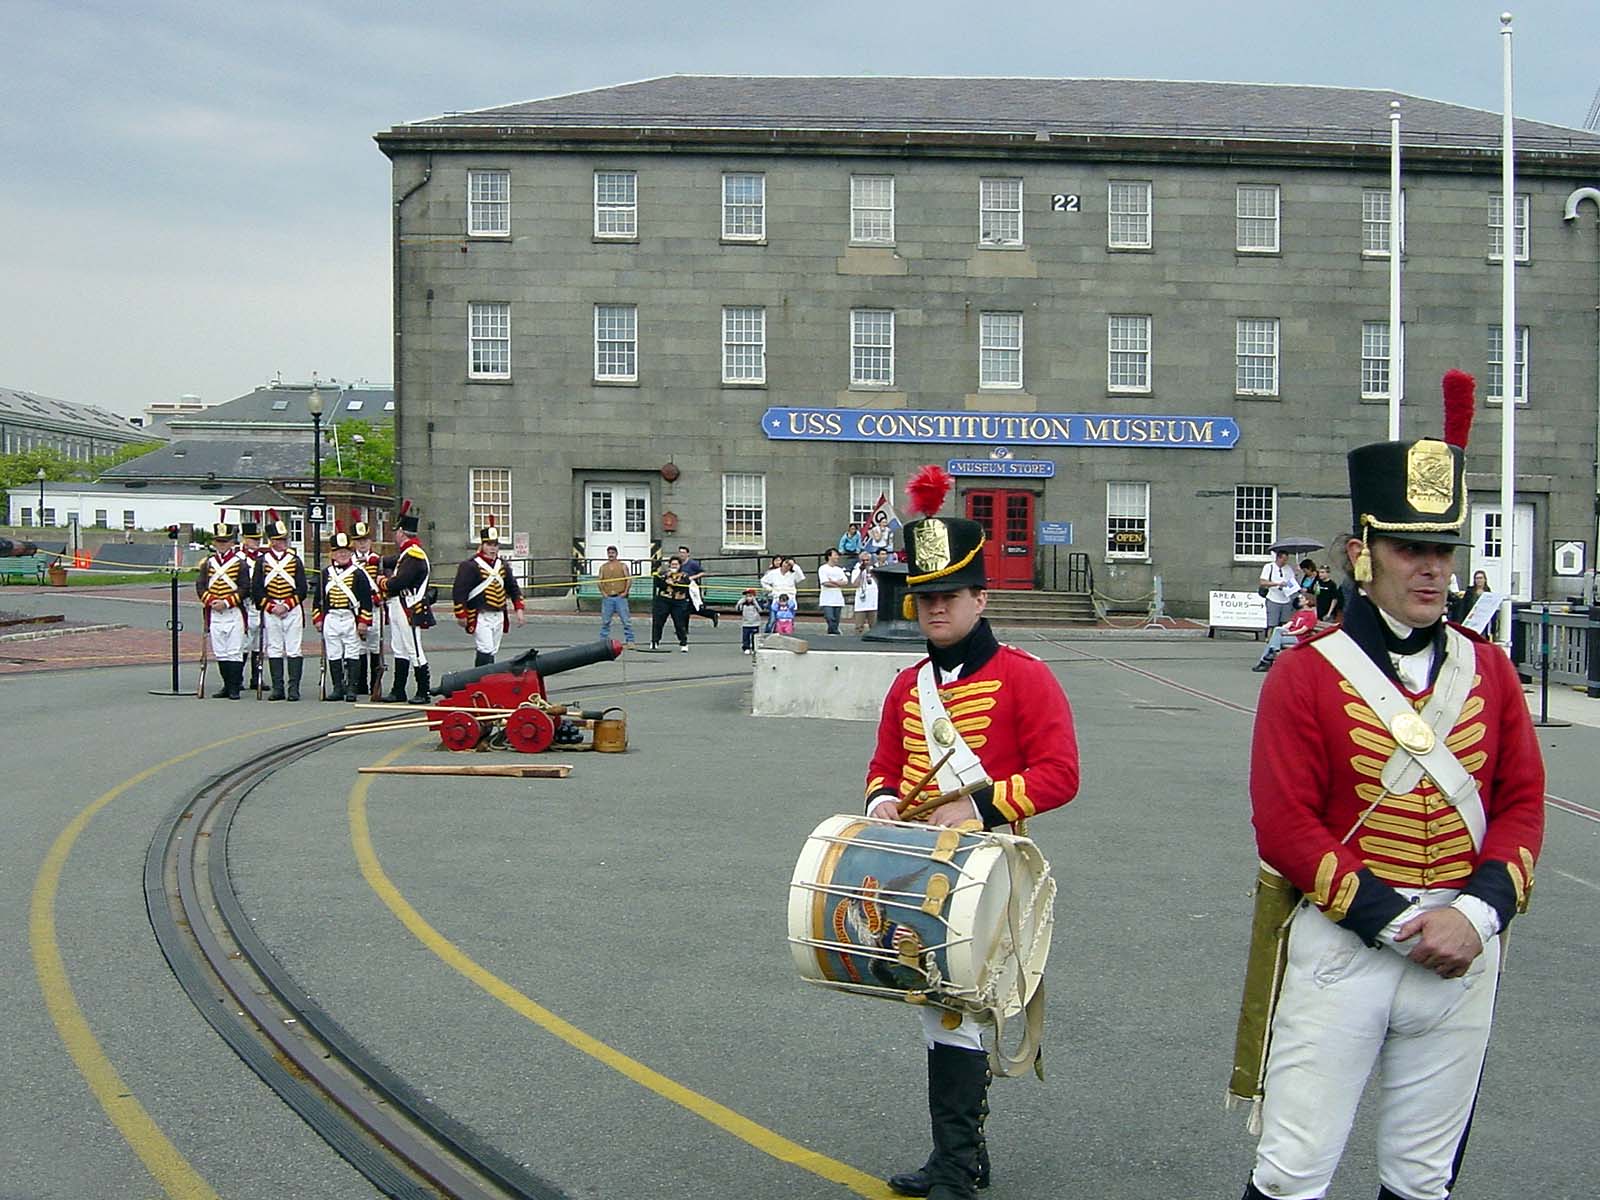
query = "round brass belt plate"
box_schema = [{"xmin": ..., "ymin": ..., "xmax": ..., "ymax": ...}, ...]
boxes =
[
  {"xmin": 930, "ymin": 716, "xmax": 957, "ymax": 748},
  {"xmin": 1390, "ymin": 710, "xmax": 1436, "ymax": 755}
]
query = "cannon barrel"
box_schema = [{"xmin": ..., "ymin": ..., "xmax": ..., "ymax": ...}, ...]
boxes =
[
  {"xmin": 0, "ymin": 537, "xmax": 39, "ymax": 557},
  {"xmin": 433, "ymin": 638, "xmax": 621, "ymax": 696}
]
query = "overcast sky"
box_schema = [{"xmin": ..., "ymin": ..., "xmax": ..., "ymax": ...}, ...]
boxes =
[{"xmin": 3, "ymin": 0, "xmax": 1596, "ymax": 419}]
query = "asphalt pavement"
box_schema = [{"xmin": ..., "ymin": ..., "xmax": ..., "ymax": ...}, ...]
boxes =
[{"xmin": 3, "ymin": 585, "xmax": 1597, "ymax": 1199}]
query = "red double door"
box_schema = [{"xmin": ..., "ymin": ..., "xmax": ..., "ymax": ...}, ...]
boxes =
[{"xmin": 964, "ymin": 489, "xmax": 1035, "ymax": 589}]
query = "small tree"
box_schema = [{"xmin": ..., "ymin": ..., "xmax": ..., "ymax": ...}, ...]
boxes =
[{"xmin": 320, "ymin": 420, "xmax": 395, "ymax": 485}]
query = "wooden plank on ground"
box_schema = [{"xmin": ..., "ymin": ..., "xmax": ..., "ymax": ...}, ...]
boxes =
[{"xmin": 357, "ymin": 763, "xmax": 573, "ymax": 778}]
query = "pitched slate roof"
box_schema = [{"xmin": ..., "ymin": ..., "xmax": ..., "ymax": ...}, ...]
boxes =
[
  {"xmin": 167, "ymin": 381, "xmax": 394, "ymax": 430},
  {"xmin": 0, "ymin": 385, "xmax": 155, "ymax": 441},
  {"xmin": 393, "ymin": 75, "xmax": 1600, "ymax": 153},
  {"xmin": 99, "ymin": 439, "xmax": 310, "ymax": 483}
]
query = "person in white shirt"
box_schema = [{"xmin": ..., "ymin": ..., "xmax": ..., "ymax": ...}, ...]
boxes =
[
  {"xmin": 850, "ymin": 551, "xmax": 878, "ymax": 633},
  {"xmin": 816, "ymin": 548, "xmax": 850, "ymax": 635},
  {"xmin": 1258, "ymin": 550, "xmax": 1302, "ymax": 629}
]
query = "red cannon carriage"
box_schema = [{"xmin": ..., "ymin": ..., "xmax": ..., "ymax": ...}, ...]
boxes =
[{"xmin": 423, "ymin": 639, "xmax": 626, "ymax": 754}]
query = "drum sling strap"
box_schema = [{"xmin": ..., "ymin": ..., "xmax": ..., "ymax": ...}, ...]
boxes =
[
  {"xmin": 913, "ymin": 662, "xmax": 1048, "ymax": 1080},
  {"xmin": 1228, "ymin": 627, "xmax": 1484, "ymax": 1127}
]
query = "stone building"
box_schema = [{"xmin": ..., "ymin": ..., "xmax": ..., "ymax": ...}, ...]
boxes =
[{"xmin": 376, "ymin": 76, "xmax": 1600, "ymax": 613}]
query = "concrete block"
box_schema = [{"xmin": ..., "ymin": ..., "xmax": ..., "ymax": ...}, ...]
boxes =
[{"xmin": 751, "ymin": 648, "xmax": 921, "ymax": 721}]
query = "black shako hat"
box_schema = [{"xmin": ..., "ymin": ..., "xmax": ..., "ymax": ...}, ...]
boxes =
[
  {"xmin": 397, "ymin": 498, "xmax": 420, "ymax": 535},
  {"xmin": 901, "ymin": 465, "xmax": 987, "ymax": 594},
  {"xmin": 1348, "ymin": 370, "xmax": 1477, "ymax": 579}
]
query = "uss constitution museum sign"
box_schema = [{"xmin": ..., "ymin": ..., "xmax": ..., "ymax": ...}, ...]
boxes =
[{"xmin": 761, "ymin": 407, "xmax": 1240, "ymax": 449}]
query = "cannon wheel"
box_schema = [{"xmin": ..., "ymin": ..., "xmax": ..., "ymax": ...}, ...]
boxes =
[
  {"xmin": 504, "ymin": 706, "xmax": 556, "ymax": 754},
  {"xmin": 437, "ymin": 709, "xmax": 485, "ymax": 752}
]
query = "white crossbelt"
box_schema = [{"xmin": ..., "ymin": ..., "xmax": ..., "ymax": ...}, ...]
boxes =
[
  {"xmin": 466, "ymin": 559, "xmax": 503, "ymax": 603},
  {"xmin": 1311, "ymin": 628, "xmax": 1485, "ymax": 850},
  {"xmin": 326, "ymin": 565, "xmax": 361, "ymax": 610},
  {"xmin": 915, "ymin": 661, "xmax": 993, "ymax": 794},
  {"xmin": 262, "ymin": 553, "xmax": 299, "ymax": 596},
  {"xmin": 205, "ymin": 557, "xmax": 240, "ymax": 598}
]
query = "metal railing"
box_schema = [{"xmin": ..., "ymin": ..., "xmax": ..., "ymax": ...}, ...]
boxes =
[{"xmin": 1511, "ymin": 602, "xmax": 1600, "ymax": 699}]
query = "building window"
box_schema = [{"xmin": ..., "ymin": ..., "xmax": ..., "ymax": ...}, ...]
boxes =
[
  {"xmin": 1233, "ymin": 485, "xmax": 1277, "ymax": 561},
  {"xmin": 1236, "ymin": 184, "xmax": 1280, "ymax": 252},
  {"xmin": 624, "ymin": 494, "xmax": 646, "ymax": 534},
  {"xmin": 594, "ymin": 170, "xmax": 637, "ymax": 238},
  {"xmin": 468, "ymin": 302, "xmax": 511, "ymax": 379},
  {"xmin": 851, "ymin": 309, "xmax": 895, "ymax": 386},
  {"xmin": 979, "ymin": 312, "xmax": 1023, "ymax": 389},
  {"xmin": 594, "ymin": 304, "xmax": 638, "ymax": 382},
  {"xmin": 979, "ymin": 178, "xmax": 1023, "ymax": 245},
  {"xmin": 1361, "ymin": 321, "xmax": 1406, "ymax": 399},
  {"xmin": 1107, "ymin": 315, "xmax": 1152, "ymax": 393},
  {"xmin": 470, "ymin": 468, "xmax": 512, "ymax": 536},
  {"xmin": 722, "ymin": 173, "xmax": 765, "ymax": 240},
  {"xmin": 1487, "ymin": 325, "xmax": 1529, "ymax": 404},
  {"xmin": 1236, "ymin": 318, "xmax": 1280, "ymax": 396},
  {"xmin": 122, "ymin": 510, "xmax": 135, "ymax": 530},
  {"xmin": 1107, "ymin": 180, "xmax": 1152, "ymax": 249},
  {"xmin": 346, "ymin": 399, "xmax": 364, "ymax": 412},
  {"xmin": 850, "ymin": 475, "xmax": 893, "ymax": 527},
  {"xmin": 851, "ymin": 175, "xmax": 895, "ymax": 243},
  {"xmin": 722, "ymin": 473, "xmax": 766, "ymax": 550},
  {"xmin": 20, "ymin": 508, "xmax": 31, "ymax": 526},
  {"xmin": 1106, "ymin": 482, "xmax": 1149, "ymax": 560},
  {"xmin": 94, "ymin": 509, "xmax": 107, "ymax": 526},
  {"xmin": 41, "ymin": 508, "xmax": 56, "ymax": 526},
  {"xmin": 722, "ymin": 306, "xmax": 766, "ymax": 384},
  {"xmin": 467, "ymin": 169, "xmax": 510, "ymax": 237},
  {"xmin": 1362, "ymin": 188, "xmax": 1405, "ymax": 256},
  {"xmin": 1488, "ymin": 193, "xmax": 1530, "ymax": 262}
]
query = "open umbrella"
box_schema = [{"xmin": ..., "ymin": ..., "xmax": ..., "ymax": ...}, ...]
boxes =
[{"xmin": 1268, "ymin": 536, "xmax": 1324, "ymax": 555}]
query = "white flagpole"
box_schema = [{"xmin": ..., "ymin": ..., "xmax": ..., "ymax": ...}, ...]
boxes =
[
  {"xmin": 1498, "ymin": 12, "xmax": 1518, "ymax": 649},
  {"xmin": 1388, "ymin": 100, "xmax": 1403, "ymax": 440}
]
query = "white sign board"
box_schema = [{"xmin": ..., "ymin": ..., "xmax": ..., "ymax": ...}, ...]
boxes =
[
  {"xmin": 513, "ymin": 531, "xmax": 530, "ymax": 557},
  {"xmin": 1462, "ymin": 591, "xmax": 1509, "ymax": 636},
  {"xmin": 1554, "ymin": 540, "xmax": 1585, "ymax": 576},
  {"xmin": 1209, "ymin": 589, "xmax": 1268, "ymax": 631}
]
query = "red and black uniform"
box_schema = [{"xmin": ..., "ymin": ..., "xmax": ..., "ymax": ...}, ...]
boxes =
[{"xmin": 865, "ymin": 621, "xmax": 1080, "ymax": 830}]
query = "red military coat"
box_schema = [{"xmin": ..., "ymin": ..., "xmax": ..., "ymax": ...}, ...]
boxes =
[
  {"xmin": 1251, "ymin": 624, "xmax": 1544, "ymax": 941},
  {"xmin": 866, "ymin": 642, "xmax": 1080, "ymax": 829}
]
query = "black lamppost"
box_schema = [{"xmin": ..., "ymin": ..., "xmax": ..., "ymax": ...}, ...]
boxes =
[
  {"xmin": 308, "ymin": 382, "xmax": 323, "ymax": 581},
  {"xmin": 36, "ymin": 467, "xmax": 45, "ymax": 527}
]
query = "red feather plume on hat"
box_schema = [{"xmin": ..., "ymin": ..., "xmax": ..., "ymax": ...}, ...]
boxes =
[
  {"xmin": 267, "ymin": 508, "xmax": 279, "ymax": 522},
  {"xmin": 906, "ymin": 465, "xmax": 953, "ymax": 518},
  {"xmin": 1442, "ymin": 370, "xmax": 1475, "ymax": 449},
  {"xmin": 398, "ymin": 498, "xmax": 412, "ymax": 517}
]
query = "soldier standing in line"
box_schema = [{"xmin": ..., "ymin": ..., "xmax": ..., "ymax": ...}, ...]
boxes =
[
  {"xmin": 351, "ymin": 518, "xmax": 384, "ymax": 696},
  {"xmin": 451, "ymin": 522, "xmax": 526, "ymax": 666},
  {"xmin": 382, "ymin": 500, "xmax": 433, "ymax": 704},
  {"xmin": 238, "ymin": 519, "xmax": 265, "ymax": 691},
  {"xmin": 312, "ymin": 528, "xmax": 375, "ymax": 703},
  {"xmin": 195, "ymin": 522, "xmax": 251, "ymax": 700},
  {"xmin": 252, "ymin": 511, "xmax": 308, "ymax": 701}
]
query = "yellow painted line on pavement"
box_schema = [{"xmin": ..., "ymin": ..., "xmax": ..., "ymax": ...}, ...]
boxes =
[
  {"xmin": 351, "ymin": 735, "xmax": 894, "ymax": 1199},
  {"xmin": 29, "ymin": 718, "xmax": 313, "ymax": 1200}
]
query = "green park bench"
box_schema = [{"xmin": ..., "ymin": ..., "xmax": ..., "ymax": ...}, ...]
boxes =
[{"xmin": 0, "ymin": 554, "xmax": 49, "ymax": 585}]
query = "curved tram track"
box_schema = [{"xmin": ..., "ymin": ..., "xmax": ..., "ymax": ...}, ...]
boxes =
[{"xmin": 145, "ymin": 670, "xmax": 746, "ymax": 1200}]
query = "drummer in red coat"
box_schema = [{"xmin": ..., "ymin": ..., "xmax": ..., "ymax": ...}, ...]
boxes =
[
  {"xmin": 863, "ymin": 465, "xmax": 1080, "ymax": 1200},
  {"xmin": 1240, "ymin": 372, "xmax": 1544, "ymax": 1200}
]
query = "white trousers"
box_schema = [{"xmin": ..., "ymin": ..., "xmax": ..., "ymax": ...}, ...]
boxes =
[
  {"xmin": 1252, "ymin": 898, "xmax": 1500, "ymax": 1200},
  {"xmin": 472, "ymin": 612, "xmax": 506, "ymax": 657},
  {"xmin": 207, "ymin": 605, "xmax": 245, "ymax": 662},
  {"xmin": 358, "ymin": 615, "xmax": 382, "ymax": 655},
  {"xmin": 321, "ymin": 610, "xmax": 362, "ymax": 661},
  {"xmin": 263, "ymin": 606, "xmax": 304, "ymax": 657},
  {"xmin": 388, "ymin": 597, "xmax": 426, "ymax": 666},
  {"xmin": 919, "ymin": 1005, "xmax": 986, "ymax": 1052}
]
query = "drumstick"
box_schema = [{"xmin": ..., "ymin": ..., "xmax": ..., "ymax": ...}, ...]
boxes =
[
  {"xmin": 898, "ymin": 779, "xmax": 990, "ymax": 823},
  {"xmin": 896, "ymin": 749, "xmax": 955, "ymax": 817}
]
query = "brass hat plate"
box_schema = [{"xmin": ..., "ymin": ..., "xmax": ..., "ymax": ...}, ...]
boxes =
[
  {"xmin": 1406, "ymin": 440, "xmax": 1455, "ymax": 515},
  {"xmin": 913, "ymin": 518, "xmax": 951, "ymax": 573},
  {"xmin": 1390, "ymin": 710, "xmax": 1436, "ymax": 756}
]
